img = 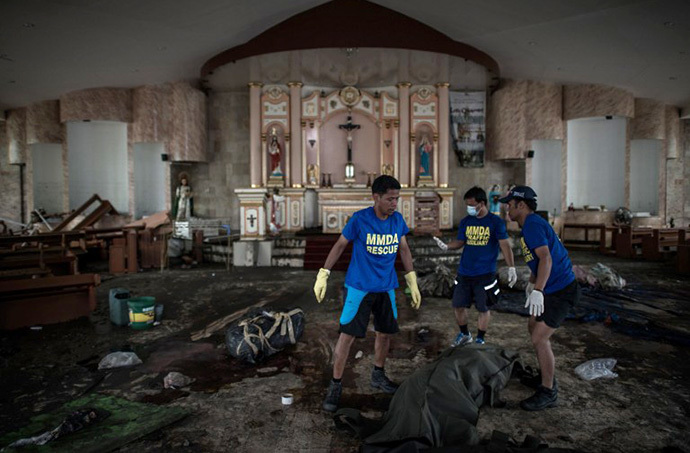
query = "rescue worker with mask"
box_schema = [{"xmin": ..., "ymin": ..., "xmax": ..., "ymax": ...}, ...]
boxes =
[{"xmin": 434, "ymin": 186, "xmax": 517, "ymax": 345}]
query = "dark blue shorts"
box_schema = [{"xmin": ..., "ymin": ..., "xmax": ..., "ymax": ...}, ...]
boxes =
[{"xmin": 451, "ymin": 273, "xmax": 498, "ymax": 312}]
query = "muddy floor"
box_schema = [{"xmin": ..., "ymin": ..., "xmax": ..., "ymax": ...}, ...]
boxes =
[{"xmin": 1, "ymin": 251, "xmax": 689, "ymax": 452}]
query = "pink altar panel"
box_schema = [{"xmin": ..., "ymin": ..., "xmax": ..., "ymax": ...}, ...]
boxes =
[{"xmin": 319, "ymin": 110, "xmax": 379, "ymax": 185}]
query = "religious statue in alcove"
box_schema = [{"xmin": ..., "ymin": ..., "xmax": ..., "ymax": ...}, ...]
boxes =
[
  {"xmin": 268, "ymin": 128, "xmax": 283, "ymax": 176},
  {"xmin": 489, "ymin": 184, "xmax": 501, "ymax": 216},
  {"xmin": 418, "ymin": 134, "xmax": 432, "ymax": 176},
  {"xmin": 173, "ymin": 173, "xmax": 193, "ymax": 221},
  {"xmin": 307, "ymin": 164, "xmax": 319, "ymax": 186}
]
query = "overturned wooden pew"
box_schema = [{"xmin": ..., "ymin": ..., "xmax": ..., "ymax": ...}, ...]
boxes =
[{"xmin": 0, "ymin": 273, "xmax": 101, "ymax": 330}]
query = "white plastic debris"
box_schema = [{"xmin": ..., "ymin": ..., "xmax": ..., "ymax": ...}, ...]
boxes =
[
  {"xmin": 281, "ymin": 393, "xmax": 294, "ymax": 405},
  {"xmin": 574, "ymin": 358, "xmax": 619, "ymax": 381},
  {"xmin": 97, "ymin": 351, "xmax": 142, "ymax": 370},
  {"xmin": 163, "ymin": 371, "xmax": 195, "ymax": 389},
  {"xmin": 355, "ymin": 350, "xmax": 364, "ymax": 359}
]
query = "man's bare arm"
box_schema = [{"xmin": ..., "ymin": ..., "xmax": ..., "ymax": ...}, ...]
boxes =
[
  {"xmin": 499, "ymin": 238, "xmax": 515, "ymax": 267},
  {"xmin": 399, "ymin": 236, "xmax": 414, "ymax": 273},
  {"xmin": 533, "ymin": 245, "xmax": 552, "ymax": 291},
  {"xmin": 323, "ymin": 235, "xmax": 350, "ymax": 270}
]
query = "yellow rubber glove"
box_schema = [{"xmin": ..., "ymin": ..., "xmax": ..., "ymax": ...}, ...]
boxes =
[
  {"xmin": 404, "ymin": 271, "xmax": 421, "ymax": 310},
  {"xmin": 313, "ymin": 268, "xmax": 330, "ymax": 303}
]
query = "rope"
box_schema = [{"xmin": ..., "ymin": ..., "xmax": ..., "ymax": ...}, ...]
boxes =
[{"xmin": 236, "ymin": 309, "xmax": 303, "ymax": 358}]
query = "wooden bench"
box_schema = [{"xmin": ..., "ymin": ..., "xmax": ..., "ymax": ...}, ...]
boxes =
[
  {"xmin": 0, "ymin": 231, "xmax": 86, "ymax": 275},
  {"xmin": 0, "ymin": 273, "xmax": 101, "ymax": 330},
  {"xmin": 612, "ymin": 226, "xmax": 654, "ymax": 259},
  {"xmin": 641, "ymin": 228, "xmax": 688, "ymax": 261},
  {"xmin": 562, "ymin": 223, "xmax": 606, "ymax": 252},
  {"xmin": 678, "ymin": 230, "xmax": 690, "ymax": 275},
  {"xmin": 0, "ymin": 251, "xmax": 79, "ymax": 275}
]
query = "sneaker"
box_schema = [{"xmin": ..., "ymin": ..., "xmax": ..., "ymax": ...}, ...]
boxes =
[
  {"xmin": 370, "ymin": 368, "xmax": 399, "ymax": 394},
  {"xmin": 520, "ymin": 373, "xmax": 558, "ymax": 392},
  {"xmin": 451, "ymin": 332, "xmax": 473, "ymax": 347},
  {"xmin": 474, "ymin": 337, "xmax": 486, "ymax": 345},
  {"xmin": 322, "ymin": 380, "xmax": 342, "ymax": 412},
  {"xmin": 520, "ymin": 385, "xmax": 558, "ymax": 411}
]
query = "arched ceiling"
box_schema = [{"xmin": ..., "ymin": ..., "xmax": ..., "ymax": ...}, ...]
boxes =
[{"xmin": 1, "ymin": 0, "xmax": 689, "ymax": 112}]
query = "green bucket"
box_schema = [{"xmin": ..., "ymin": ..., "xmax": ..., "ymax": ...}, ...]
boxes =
[{"xmin": 128, "ymin": 297, "xmax": 156, "ymax": 330}]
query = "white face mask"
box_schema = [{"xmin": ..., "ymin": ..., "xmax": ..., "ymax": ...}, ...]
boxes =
[{"xmin": 467, "ymin": 206, "xmax": 479, "ymax": 217}]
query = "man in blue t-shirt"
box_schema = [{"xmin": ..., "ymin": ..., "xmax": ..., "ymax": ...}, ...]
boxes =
[
  {"xmin": 313, "ymin": 175, "xmax": 422, "ymax": 413},
  {"xmin": 500, "ymin": 185, "xmax": 580, "ymax": 412},
  {"xmin": 434, "ymin": 186, "xmax": 516, "ymax": 346}
]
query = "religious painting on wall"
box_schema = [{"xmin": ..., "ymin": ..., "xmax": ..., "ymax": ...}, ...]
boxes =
[{"xmin": 450, "ymin": 91, "xmax": 485, "ymax": 167}]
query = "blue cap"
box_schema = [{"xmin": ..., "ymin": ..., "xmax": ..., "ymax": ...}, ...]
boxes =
[{"xmin": 498, "ymin": 186, "xmax": 537, "ymax": 203}]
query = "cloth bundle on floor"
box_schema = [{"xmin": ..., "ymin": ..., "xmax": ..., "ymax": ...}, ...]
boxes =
[
  {"xmin": 225, "ymin": 307, "xmax": 305, "ymax": 364},
  {"xmin": 418, "ymin": 264, "xmax": 456, "ymax": 298},
  {"xmin": 335, "ymin": 345, "xmax": 521, "ymax": 450}
]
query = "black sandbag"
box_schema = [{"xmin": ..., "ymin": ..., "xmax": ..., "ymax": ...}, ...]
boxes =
[{"xmin": 225, "ymin": 307, "xmax": 305, "ymax": 364}]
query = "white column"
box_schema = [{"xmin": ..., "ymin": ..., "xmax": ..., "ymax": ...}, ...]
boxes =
[
  {"xmin": 397, "ymin": 83, "xmax": 411, "ymax": 186},
  {"xmin": 288, "ymin": 82, "xmax": 303, "ymax": 187},
  {"xmin": 248, "ymin": 82, "xmax": 263, "ymax": 187},
  {"xmin": 436, "ymin": 83, "xmax": 450, "ymax": 187}
]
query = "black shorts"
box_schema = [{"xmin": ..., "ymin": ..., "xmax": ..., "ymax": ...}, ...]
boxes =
[
  {"xmin": 451, "ymin": 273, "xmax": 498, "ymax": 312},
  {"xmin": 537, "ymin": 280, "xmax": 580, "ymax": 328},
  {"xmin": 339, "ymin": 289, "xmax": 399, "ymax": 338}
]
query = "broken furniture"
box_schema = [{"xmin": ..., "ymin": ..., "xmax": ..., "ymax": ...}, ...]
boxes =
[
  {"xmin": 0, "ymin": 231, "xmax": 87, "ymax": 278},
  {"xmin": 612, "ymin": 226, "xmax": 654, "ymax": 259},
  {"xmin": 678, "ymin": 230, "xmax": 690, "ymax": 275},
  {"xmin": 562, "ymin": 223, "xmax": 607, "ymax": 252},
  {"xmin": 641, "ymin": 228, "xmax": 689, "ymax": 261},
  {"xmin": 0, "ymin": 273, "xmax": 101, "ymax": 330},
  {"xmin": 124, "ymin": 211, "xmax": 173, "ymax": 271},
  {"xmin": 52, "ymin": 194, "xmax": 118, "ymax": 232},
  {"xmin": 413, "ymin": 192, "xmax": 441, "ymax": 236}
]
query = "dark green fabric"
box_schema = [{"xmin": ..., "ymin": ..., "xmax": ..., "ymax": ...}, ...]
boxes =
[
  {"xmin": 363, "ymin": 344, "xmax": 520, "ymax": 449},
  {"xmin": 0, "ymin": 394, "xmax": 188, "ymax": 452}
]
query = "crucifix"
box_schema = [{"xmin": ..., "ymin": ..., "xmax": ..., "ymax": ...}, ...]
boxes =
[{"xmin": 339, "ymin": 112, "xmax": 361, "ymax": 182}]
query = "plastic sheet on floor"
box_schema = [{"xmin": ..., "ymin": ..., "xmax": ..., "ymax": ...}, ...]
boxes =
[{"xmin": 492, "ymin": 283, "xmax": 690, "ymax": 346}]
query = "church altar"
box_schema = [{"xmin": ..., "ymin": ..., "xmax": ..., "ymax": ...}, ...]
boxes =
[{"xmin": 235, "ymin": 83, "xmax": 455, "ymax": 237}]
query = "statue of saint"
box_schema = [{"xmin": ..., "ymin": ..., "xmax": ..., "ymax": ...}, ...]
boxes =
[
  {"xmin": 268, "ymin": 129, "xmax": 282, "ymax": 176},
  {"xmin": 489, "ymin": 184, "xmax": 501, "ymax": 216},
  {"xmin": 418, "ymin": 135, "xmax": 432, "ymax": 176},
  {"xmin": 268, "ymin": 187, "xmax": 285, "ymax": 235},
  {"xmin": 173, "ymin": 174, "xmax": 193, "ymax": 221},
  {"xmin": 307, "ymin": 164, "xmax": 319, "ymax": 186}
]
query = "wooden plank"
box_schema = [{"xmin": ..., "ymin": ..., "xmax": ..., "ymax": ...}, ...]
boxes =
[
  {"xmin": 0, "ymin": 231, "xmax": 86, "ymax": 247},
  {"xmin": 190, "ymin": 289, "xmax": 287, "ymax": 341},
  {"xmin": 126, "ymin": 229, "xmax": 138, "ymax": 273},
  {"xmin": 53, "ymin": 194, "xmax": 102, "ymax": 231}
]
